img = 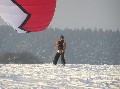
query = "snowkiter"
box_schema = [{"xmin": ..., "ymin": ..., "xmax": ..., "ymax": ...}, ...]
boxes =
[{"xmin": 53, "ymin": 35, "xmax": 66, "ymax": 66}]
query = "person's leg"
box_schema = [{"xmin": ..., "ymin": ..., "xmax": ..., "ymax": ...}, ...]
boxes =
[
  {"xmin": 61, "ymin": 52, "xmax": 66, "ymax": 65},
  {"xmin": 53, "ymin": 52, "xmax": 60, "ymax": 65}
]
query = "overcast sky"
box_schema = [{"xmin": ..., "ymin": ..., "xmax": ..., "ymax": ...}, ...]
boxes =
[
  {"xmin": 0, "ymin": 0, "xmax": 120, "ymax": 31},
  {"xmin": 50, "ymin": 0, "xmax": 120, "ymax": 30}
]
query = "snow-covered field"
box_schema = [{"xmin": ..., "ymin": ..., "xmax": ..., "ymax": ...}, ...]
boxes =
[{"xmin": 0, "ymin": 64, "xmax": 120, "ymax": 89}]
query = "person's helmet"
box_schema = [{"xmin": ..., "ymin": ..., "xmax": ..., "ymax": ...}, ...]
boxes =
[{"xmin": 60, "ymin": 35, "xmax": 64, "ymax": 39}]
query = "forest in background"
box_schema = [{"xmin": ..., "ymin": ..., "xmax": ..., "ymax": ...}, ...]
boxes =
[{"xmin": 0, "ymin": 25, "xmax": 120, "ymax": 64}]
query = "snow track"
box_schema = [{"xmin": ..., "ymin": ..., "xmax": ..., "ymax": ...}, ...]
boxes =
[{"xmin": 0, "ymin": 64, "xmax": 120, "ymax": 89}]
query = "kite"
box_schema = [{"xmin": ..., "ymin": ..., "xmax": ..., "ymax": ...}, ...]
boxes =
[{"xmin": 0, "ymin": 0, "xmax": 56, "ymax": 33}]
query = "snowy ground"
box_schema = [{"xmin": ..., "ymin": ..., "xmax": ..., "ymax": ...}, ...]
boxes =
[{"xmin": 0, "ymin": 64, "xmax": 120, "ymax": 89}]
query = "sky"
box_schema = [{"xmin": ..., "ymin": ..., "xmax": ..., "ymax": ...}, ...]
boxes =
[
  {"xmin": 0, "ymin": 0, "xmax": 120, "ymax": 31},
  {"xmin": 50, "ymin": 0, "xmax": 120, "ymax": 30}
]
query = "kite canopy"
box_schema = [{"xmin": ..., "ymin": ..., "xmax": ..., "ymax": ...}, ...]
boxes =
[{"xmin": 0, "ymin": 0, "xmax": 56, "ymax": 33}]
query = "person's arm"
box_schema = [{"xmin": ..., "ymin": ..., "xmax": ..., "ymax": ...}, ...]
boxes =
[
  {"xmin": 54, "ymin": 42, "xmax": 58, "ymax": 49},
  {"xmin": 63, "ymin": 42, "xmax": 66, "ymax": 50}
]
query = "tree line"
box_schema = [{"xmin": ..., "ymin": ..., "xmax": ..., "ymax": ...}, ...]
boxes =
[{"xmin": 0, "ymin": 25, "xmax": 120, "ymax": 64}]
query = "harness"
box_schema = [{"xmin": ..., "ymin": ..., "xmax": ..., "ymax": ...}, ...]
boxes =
[
  {"xmin": 57, "ymin": 40, "xmax": 64, "ymax": 50},
  {"xmin": 57, "ymin": 40, "xmax": 64, "ymax": 54}
]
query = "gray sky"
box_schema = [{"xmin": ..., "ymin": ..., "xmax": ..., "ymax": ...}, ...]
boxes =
[
  {"xmin": 0, "ymin": 0, "xmax": 120, "ymax": 30},
  {"xmin": 50, "ymin": 0, "xmax": 120, "ymax": 30}
]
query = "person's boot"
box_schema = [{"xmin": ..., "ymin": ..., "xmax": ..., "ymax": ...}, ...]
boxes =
[
  {"xmin": 53, "ymin": 60, "xmax": 57, "ymax": 65},
  {"xmin": 62, "ymin": 63, "xmax": 65, "ymax": 66}
]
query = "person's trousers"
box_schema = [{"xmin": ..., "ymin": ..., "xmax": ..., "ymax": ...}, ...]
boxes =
[{"xmin": 53, "ymin": 52, "xmax": 66, "ymax": 65}]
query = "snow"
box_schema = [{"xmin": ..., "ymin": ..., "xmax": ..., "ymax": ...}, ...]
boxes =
[{"xmin": 0, "ymin": 64, "xmax": 120, "ymax": 89}]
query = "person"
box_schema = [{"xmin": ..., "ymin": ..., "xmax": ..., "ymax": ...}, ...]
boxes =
[{"xmin": 53, "ymin": 35, "xmax": 66, "ymax": 66}]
